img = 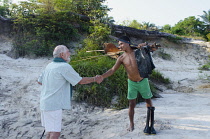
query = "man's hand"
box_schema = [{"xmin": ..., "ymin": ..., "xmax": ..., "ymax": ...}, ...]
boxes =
[
  {"xmin": 150, "ymin": 42, "xmax": 161, "ymax": 52},
  {"xmin": 95, "ymin": 75, "xmax": 104, "ymax": 84},
  {"xmin": 137, "ymin": 42, "xmax": 147, "ymax": 49}
]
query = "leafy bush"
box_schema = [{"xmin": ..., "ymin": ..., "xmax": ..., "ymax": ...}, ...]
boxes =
[
  {"xmin": 70, "ymin": 23, "xmax": 130, "ymax": 108},
  {"xmin": 157, "ymin": 50, "xmax": 172, "ymax": 60},
  {"xmin": 72, "ymin": 56, "xmax": 128, "ymax": 108},
  {"xmin": 199, "ymin": 63, "xmax": 210, "ymax": 70},
  {"xmin": 207, "ymin": 33, "xmax": 210, "ymax": 41},
  {"xmin": 0, "ymin": 5, "xmax": 9, "ymax": 17},
  {"xmin": 9, "ymin": 0, "xmax": 110, "ymax": 56},
  {"xmin": 171, "ymin": 16, "xmax": 205, "ymax": 37},
  {"xmin": 199, "ymin": 55, "xmax": 210, "ymax": 70},
  {"xmin": 12, "ymin": 11, "xmax": 86, "ymax": 56},
  {"xmin": 150, "ymin": 70, "xmax": 171, "ymax": 84},
  {"xmin": 166, "ymin": 35, "xmax": 183, "ymax": 43}
]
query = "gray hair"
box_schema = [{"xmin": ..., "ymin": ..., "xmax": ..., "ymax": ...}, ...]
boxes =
[{"xmin": 53, "ymin": 45, "xmax": 68, "ymax": 58}]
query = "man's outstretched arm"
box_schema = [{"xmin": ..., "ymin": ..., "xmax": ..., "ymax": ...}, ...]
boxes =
[{"xmin": 96, "ymin": 56, "xmax": 122, "ymax": 84}]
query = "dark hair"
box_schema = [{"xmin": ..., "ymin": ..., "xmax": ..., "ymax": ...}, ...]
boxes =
[
  {"xmin": 119, "ymin": 36, "xmax": 130, "ymax": 42},
  {"xmin": 119, "ymin": 36, "xmax": 137, "ymax": 49}
]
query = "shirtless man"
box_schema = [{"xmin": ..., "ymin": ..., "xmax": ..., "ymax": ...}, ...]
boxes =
[{"xmin": 97, "ymin": 36, "xmax": 156, "ymax": 135}]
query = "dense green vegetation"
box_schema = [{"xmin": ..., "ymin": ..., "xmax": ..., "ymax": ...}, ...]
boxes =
[
  {"xmin": 1, "ymin": 0, "xmax": 111, "ymax": 57},
  {"xmin": 120, "ymin": 10, "xmax": 210, "ymax": 41},
  {"xmin": 0, "ymin": 0, "xmax": 207, "ymax": 108}
]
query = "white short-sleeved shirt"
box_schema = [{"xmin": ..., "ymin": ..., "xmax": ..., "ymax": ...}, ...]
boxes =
[{"xmin": 38, "ymin": 62, "xmax": 82, "ymax": 111}]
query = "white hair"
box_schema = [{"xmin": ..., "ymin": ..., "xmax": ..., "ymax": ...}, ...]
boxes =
[{"xmin": 53, "ymin": 45, "xmax": 68, "ymax": 58}]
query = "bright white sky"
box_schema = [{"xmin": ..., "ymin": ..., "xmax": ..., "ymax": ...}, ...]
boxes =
[{"xmin": 104, "ymin": 0, "xmax": 210, "ymax": 27}]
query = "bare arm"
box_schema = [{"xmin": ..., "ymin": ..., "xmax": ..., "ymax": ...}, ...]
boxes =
[
  {"xmin": 101, "ymin": 56, "xmax": 122, "ymax": 79},
  {"xmin": 78, "ymin": 77, "xmax": 95, "ymax": 84},
  {"xmin": 95, "ymin": 58, "xmax": 122, "ymax": 84}
]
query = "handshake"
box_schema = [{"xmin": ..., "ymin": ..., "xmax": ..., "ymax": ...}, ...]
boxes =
[{"xmin": 93, "ymin": 75, "xmax": 104, "ymax": 84}]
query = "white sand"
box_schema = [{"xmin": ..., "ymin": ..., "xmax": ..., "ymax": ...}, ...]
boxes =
[{"xmin": 0, "ymin": 38, "xmax": 210, "ymax": 139}]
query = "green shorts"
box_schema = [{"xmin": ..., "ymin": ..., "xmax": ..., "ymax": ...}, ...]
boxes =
[{"xmin": 127, "ymin": 78, "xmax": 153, "ymax": 100}]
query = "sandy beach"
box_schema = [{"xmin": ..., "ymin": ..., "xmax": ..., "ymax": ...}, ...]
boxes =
[{"xmin": 1, "ymin": 38, "xmax": 210, "ymax": 139}]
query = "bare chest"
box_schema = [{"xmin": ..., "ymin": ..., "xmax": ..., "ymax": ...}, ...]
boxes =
[{"xmin": 122, "ymin": 53, "xmax": 138, "ymax": 69}]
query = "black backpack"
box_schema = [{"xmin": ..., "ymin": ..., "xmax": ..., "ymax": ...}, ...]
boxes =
[{"xmin": 135, "ymin": 46, "xmax": 155, "ymax": 78}]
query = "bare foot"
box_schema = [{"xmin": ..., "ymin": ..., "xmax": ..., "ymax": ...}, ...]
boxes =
[{"xmin": 127, "ymin": 125, "xmax": 134, "ymax": 132}]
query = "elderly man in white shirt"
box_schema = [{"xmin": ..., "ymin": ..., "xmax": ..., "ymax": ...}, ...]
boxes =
[{"xmin": 38, "ymin": 45, "xmax": 99, "ymax": 139}]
